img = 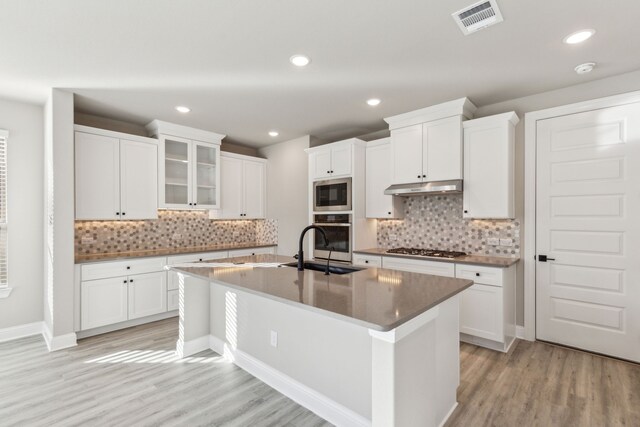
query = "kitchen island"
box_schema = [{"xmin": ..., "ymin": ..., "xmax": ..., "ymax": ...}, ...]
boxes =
[{"xmin": 172, "ymin": 254, "xmax": 473, "ymax": 427}]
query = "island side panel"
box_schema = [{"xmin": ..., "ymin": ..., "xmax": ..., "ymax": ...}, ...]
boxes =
[
  {"xmin": 208, "ymin": 281, "xmax": 373, "ymax": 424},
  {"xmin": 435, "ymin": 295, "xmax": 460, "ymax": 423},
  {"xmin": 176, "ymin": 273, "xmax": 211, "ymax": 357}
]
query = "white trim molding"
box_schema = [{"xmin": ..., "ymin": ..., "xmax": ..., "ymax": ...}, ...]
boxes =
[
  {"xmin": 523, "ymin": 89, "xmax": 640, "ymax": 342},
  {"xmin": 208, "ymin": 335, "xmax": 371, "ymax": 427},
  {"xmin": 176, "ymin": 335, "xmax": 211, "ymax": 358},
  {"xmin": 0, "ymin": 321, "xmax": 42, "ymax": 343},
  {"xmin": 42, "ymin": 322, "xmax": 77, "ymax": 352}
]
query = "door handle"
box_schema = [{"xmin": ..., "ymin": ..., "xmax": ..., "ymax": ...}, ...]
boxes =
[{"xmin": 538, "ymin": 255, "xmax": 556, "ymax": 262}]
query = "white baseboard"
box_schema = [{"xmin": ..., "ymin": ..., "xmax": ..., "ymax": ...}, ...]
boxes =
[
  {"xmin": 208, "ymin": 335, "xmax": 371, "ymax": 427},
  {"xmin": 438, "ymin": 402, "xmax": 458, "ymax": 427},
  {"xmin": 42, "ymin": 322, "xmax": 77, "ymax": 352},
  {"xmin": 76, "ymin": 311, "xmax": 178, "ymax": 339},
  {"xmin": 0, "ymin": 321, "xmax": 43, "ymax": 343},
  {"xmin": 176, "ymin": 335, "xmax": 211, "ymax": 358},
  {"xmin": 516, "ymin": 326, "xmax": 526, "ymax": 340}
]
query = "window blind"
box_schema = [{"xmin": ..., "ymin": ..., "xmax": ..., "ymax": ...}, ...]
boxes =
[{"xmin": 0, "ymin": 130, "xmax": 7, "ymax": 287}]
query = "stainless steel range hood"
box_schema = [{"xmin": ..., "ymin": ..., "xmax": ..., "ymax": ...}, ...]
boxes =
[{"xmin": 384, "ymin": 180, "xmax": 463, "ymax": 196}]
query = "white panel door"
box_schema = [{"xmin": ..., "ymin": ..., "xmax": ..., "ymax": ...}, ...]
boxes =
[
  {"xmin": 81, "ymin": 277, "xmax": 128, "ymax": 330},
  {"xmin": 311, "ymin": 150, "xmax": 332, "ymax": 180},
  {"xmin": 330, "ymin": 145, "xmax": 352, "ymax": 177},
  {"xmin": 219, "ymin": 155, "xmax": 244, "ymax": 219},
  {"xmin": 128, "ymin": 272, "xmax": 167, "ymax": 320},
  {"xmin": 390, "ymin": 124, "xmax": 423, "ymax": 185},
  {"xmin": 423, "ymin": 116, "xmax": 462, "ymax": 181},
  {"xmin": 75, "ymin": 132, "xmax": 120, "ymax": 220},
  {"xmin": 536, "ymin": 102, "xmax": 640, "ymax": 362},
  {"xmin": 243, "ymin": 159, "xmax": 266, "ymax": 219},
  {"xmin": 120, "ymin": 139, "xmax": 158, "ymax": 220}
]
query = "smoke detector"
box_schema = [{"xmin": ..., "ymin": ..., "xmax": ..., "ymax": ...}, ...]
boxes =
[
  {"xmin": 575, "ymin": 62, "xmax": 596, "ymax": 75},
  {"xmin": 452, "ymin": 0, "xmax": 504, "ymax": 35}
]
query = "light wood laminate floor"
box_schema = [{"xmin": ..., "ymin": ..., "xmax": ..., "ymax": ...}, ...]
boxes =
[{"xmin": 1, "ymin": 318, "xmax": 639, "ymax": 426}]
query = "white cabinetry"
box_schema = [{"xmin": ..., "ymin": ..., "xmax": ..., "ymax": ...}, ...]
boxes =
[
  {"xmin": 128, "ymin": 272, "xmax": 167, "ymax": 320},
  {"xmin": 81, "ymin": 277, "xmax": 129, "ymax": 330},
  {"xmin": 228, "ymin": 247, "xmax": 275, "ymax": 257},
  {"xmin": 366, "ymin": 138, "xmax": 403, "ymax": 219},
  {"xmin": 309, "ymin": 141, "xmax": 353, "ymax": 180},
  {"xmin": 166, "ymin": 251, "xmax": 230, "ymax": 292},
  {"xmin": 146, "ymin": 120, "xmax": 224, "ymax": 210},
  {"xmin": 217, "ymin": 153, "xmax": 266, "ymax": 219},
  {"xmin": 456, "ymin": 263, "xmax": 516, "ymax": 352},
  {"xmin": 352, "ymin": 254, "xmax": 382, "ymax": 268},
  {"xmin": 382, "ymin": 256, "xmax": 455, "ymax": 277},
  {"xmin": 463, "ymin": 112, "xmax": 519, "ymax": 219},
  {"xmin": 75, "ymin": 126, "xmax": 158, "ymax": 220}
]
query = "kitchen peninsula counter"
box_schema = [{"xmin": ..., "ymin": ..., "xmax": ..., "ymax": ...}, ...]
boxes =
[{"xmin": 173, "ymin": 254, "xmax": 472, "ymax": 427}]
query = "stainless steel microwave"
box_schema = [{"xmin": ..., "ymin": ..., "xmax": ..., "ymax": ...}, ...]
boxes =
[{"xmin": 313, "ymin": 178, "xmax": 352, "ymax": 212}]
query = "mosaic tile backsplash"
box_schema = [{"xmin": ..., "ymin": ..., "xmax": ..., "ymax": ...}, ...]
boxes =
[
  {"xmin": 75, "ymin": 210, "xmax": 278, "ymax": 255},
  {"xmin": 377, "ymin": 195, "xmax": 520, "ymax": 257}
]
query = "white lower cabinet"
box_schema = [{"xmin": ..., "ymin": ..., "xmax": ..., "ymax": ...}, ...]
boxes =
[
  {"xmin": 81, "ymin": 277, "xmax": 129, "ymax": 330},
  {"xmin": 459, "ymin": 284, "xmax": 503, "ymax": 342},
  {"xmin": 128, "ymin": 272, "xmax": 167, "ymax": 320}
]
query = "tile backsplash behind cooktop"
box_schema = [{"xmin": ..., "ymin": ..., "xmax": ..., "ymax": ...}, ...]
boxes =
[{"xmin": 377, "ymin": 195, "xmax": 520, "ymax": 257}]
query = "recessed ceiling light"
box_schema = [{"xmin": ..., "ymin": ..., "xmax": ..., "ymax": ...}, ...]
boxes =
[
  {"xmin": 367, "ymin": 98, "xmax": 381, "ymax": 106},
  {"xmin": 575, "ymin": 62, "xmax": 596, "ymax": 74},
  {"xmin": 563, "ymin": 29, "xmax": 595, "ymax": 44},
  {"xmin": 175, "ymin": 106, "xmax": 191, "ymax": 113},
  {"xmin": 268, "ymin": 130, "xmax": 279, "ymax": 137},
  {"xmin": 290, "ymin": 55, "xmax": 311, "ymax": 67}
]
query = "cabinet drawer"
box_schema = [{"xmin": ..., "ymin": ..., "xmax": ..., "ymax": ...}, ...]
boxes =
[
  {"xmin": 81, "ymin": 257, "xmax": 167, "ymax": 281},
  {"xmin": 166, "ymin": 251, "xmax": 229, "ymax": 265},
  {"xmin": 352, "ymin": 254, "xmax": 382, "ymax": 267},
  {"xmin": 228, "ymin": 247, "xmax": 275, "ymax": 257},
  {"xmin": 168, "ymin": 289, "xmax": 179, "ymax": 311},
  {"xmin": 382, "ymin": 256, "xmax": 455, "ymax": 277},
  {"xmin": 455, "ymin": 264, "xmax": 503, "ymax": 287}
]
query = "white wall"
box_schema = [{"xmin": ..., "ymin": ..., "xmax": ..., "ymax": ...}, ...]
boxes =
[
  {"xmin": 474, "ymin": 69, "xmax": 640, "ymax": 326},
  {"xmin": 0, "ymin": 97, "xmax": 44, "ymax": 329},
  {"xmin": 258, "ymin": 136, "xmax": 310, "ymax": 257}
]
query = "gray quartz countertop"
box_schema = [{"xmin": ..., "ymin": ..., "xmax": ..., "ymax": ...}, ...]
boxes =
[
  {"xmin": 74, "ymin": 243, "xmax": 277, "ymax": 264},
  {"xmin": 172, "ymin": 254, "xmax": 473, "ymax": 332},
  {"xmin": 354, "ymin": 248, "xmax": 519, "ymax": 267}
]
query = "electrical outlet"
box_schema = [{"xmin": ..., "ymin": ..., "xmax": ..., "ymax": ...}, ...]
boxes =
[
  {"xmin": 389, "ymin": 234, "xmax": 398, "ymax": 241},
  {"xmin": 487, "ymin": 238, "xmax": 500, "ymax": 246},
  {"xmin": 270, "ymin": 330, "xmax": 278, "ymax": 348},
  {"xmin": 172, "ymin": 233, "xmax": 182, "ymax": 240},
  {"xmin": 500, "ymin": 238, "xmax": 514, "ymax": 247},
  {"xmin": 81, "ymin": 236, "xmax": 94, "ymax": 244}
]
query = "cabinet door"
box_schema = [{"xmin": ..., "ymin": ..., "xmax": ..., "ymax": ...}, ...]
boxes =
[
  {"xmin": 366, "ymin": 141, "xmax": 402, "ymax": 218},
  {"xmin": 128, "ymin": 272, "xmax": 167, "ymax": 320},
  {"xmin": 311, "ymin": 150, "xmax": 332, "ymax": 180},
  {"xmin": 243, "ymin": 160, "xmax": 266, "ymax": 219},
  {"xmin": 423, "ymin": 116, "xmax": 463, "ymax": 181},
  {"xmin": 120, "ymin": 139, "xmax": 158, "ymax": 220},
  {"xmin": 459, "ymin": 283, "xmax": 504, "ymax": 342},
  {"xmin": 192, "ymin": 141, "xmax": 220, "ymax": 209},
  {"xmin": 330, "ymin": 145, "xmax": 352, "ymax": 177},
  {"xmin": 390, "ymin": 124, "xmax": 423, "ymax": 185},
  {"xmin": 75, "ymin": 132, "xmax": 120, "ymax": 220},
  {"xmin": 219, "ymin": 155, "xmax": 244, "ymax": 219},
  {"xmin": 81, "ymin": 277, "xmax": 128, "ymax": 330},
  {"xmin": 160, "ymin": 136, "xmax": 192, "ymax": 208},
  {"xmin": 463, "ymin": 124, "xmax": 514, "ymax": 218}
]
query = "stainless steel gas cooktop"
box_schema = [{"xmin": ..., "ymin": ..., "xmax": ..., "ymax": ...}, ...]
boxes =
[{"xmin": 386, "ymin": 247, "xmax": 467, "ymax": 259}]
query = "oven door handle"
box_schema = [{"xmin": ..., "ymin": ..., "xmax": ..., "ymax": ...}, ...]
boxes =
[{"xmin": 312, "ymin": 223, "xmax": 351, "ymax": 227}]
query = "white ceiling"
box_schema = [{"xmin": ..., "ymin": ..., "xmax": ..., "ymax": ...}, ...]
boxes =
[{"xmin": 1, "ymin": 0, "xmax": 639, "ymax": 147}]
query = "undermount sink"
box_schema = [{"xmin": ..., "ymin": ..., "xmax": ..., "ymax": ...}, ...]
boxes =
[{"xmin": 281, "ymin": 261, "xmax": 363, "ymax": 275}]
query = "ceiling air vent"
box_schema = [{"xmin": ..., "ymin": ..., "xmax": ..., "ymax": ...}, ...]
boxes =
[{"xmin": 452, "ymin": 0, "xmax": 504, "ymax": 35}]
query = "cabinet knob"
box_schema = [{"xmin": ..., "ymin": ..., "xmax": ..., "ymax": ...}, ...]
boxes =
[
  {"xmin": 121, "ymin": 212, "xmax": 126, "ymax": 216},
  {"xmin": 126, "ymin": 266, "xmax": 130, "ymax": 270},
  {"xmin": 123, "ymin": 280, "xmax": 127, "ymax": 283},
  {"xmin": 327, "ymin": 170, "xmax": 330, "ymax": 174},
  {"xmin": 116, "ymin": 212, "xmax": 120, "ymax": 216},
  {"xmin": 417, "ymin": 175, "xmax": 421, "ymax": 178},
  {"xmin": 464, "ymin": 210, "xmax": 468, "ymax": 214},
  {"xmin": 365, "ymin": 260, "xmax": 369, "ymax": 264},
  {"xmin": 129, "ymin": 279, "xmax": 134, "ymax": 283},
  {"xmin": 194, "ymin": 203, "xmax": 197, "ymax": 206},
  {"xmin": 422, "ymin": 174, "xmax": 426, "ymax": 178},
  {"xmin": 199, "ymin": 258, "xmax": 203, "ymax": 262},
  {"xmin": 475, "ymin": 273, "xmax": 480, "ymax": 277},
  {"xmin": 189, "ymin": 203, "xmax": 193, "ymax": 206},
  {"xmin": 388, "ymin": 212, "xmax": 391, "ymax": 215},
  {"xmin": 330, "ymin": 170, "xmax": 334, "ymax": 173}
]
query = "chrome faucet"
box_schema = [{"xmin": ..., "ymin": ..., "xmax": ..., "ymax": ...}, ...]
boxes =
[{"xmin": 297, "ymin": 225, "xmax": 329, "ymax": 271}]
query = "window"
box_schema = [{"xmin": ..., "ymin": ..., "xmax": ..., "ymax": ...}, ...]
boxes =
[{"xmin": 0, "ymin": 129, "xmax": 8, "ymax": 295}]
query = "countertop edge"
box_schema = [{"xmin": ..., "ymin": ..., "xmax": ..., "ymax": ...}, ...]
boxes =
[{"xmin": 75, "ymin": 243, "xmax": 278, "ymax": 264}]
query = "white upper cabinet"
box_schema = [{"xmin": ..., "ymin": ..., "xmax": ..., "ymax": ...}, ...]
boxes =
[
  {"xmin": 385, "ymin": 98, "xmax": 476, "ymax": 185},
  {"xmin": 147, "ymin": 120, "xmax": 224, "ymax": 210},
  {"xmin": 75, "ymin": 127, "xmax": 158, "ymax": 220},
  {"xmin": 366, "ymin": 138, "xmax": 403, "ymax": 219},
  {"xmin": 217, "ymin": 153, "xmax": 266, "ymax": 219},
  {"xmin": 309, "ymin": 142, "xmax": 353, "ymax": 180},
  {"xmin": 463, "ymin": 112, "xmax": 519, "ymax": 219}
]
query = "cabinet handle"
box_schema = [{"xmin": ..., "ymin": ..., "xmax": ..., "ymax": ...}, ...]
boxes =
[
  {"xmin": 194, "ymin": 203, "xmax": 197, "ymax": 206},
  {"xmin": 422, "ymin": 174, "xmax": 426, "ymax": 178},
  {"xmin": 365, "ymin": 260, "xmax": 369, "ymax": 264},
  {"xmin": 126, "ymin": 266, "xmax": 130, "ymax": 270},
  {"xmin": 327, "ymin": 170, "xmax": 330, "ymax": 174},
  {"xmin": 330, "ymin": 170, "xmax": 334, "ymax": 173},
  {"xmin": 388, "ymin": 212, "xmax": 391, "ymax": 215},
  {"xmin": 199, "ymin": 258, "xmax": 203, "ymax": 262},
  {"xmin": 129, "ymin": 279, "xmax": 133, "ymax": 283},
  {"xmin": 121, "ymin": 212, "xmax": 126, "ymax": 216},
  {"xmin": 123, "ymin": 280, "xmax": 127, "ymax": 283},
  {"xmin": 116, "ymin": 212, "xmax": 120, "ymax": 216},
  {"xmin": 417, "ymin": 174, "xmax": 421, "ymax": 178},
  {"xmin": 475, "ymin": 273, "xmax": 480, "ymax": 277},
  {"xmin": 464, "ymin": 210, "xmax": 468, "ymax": 214},
  {"xmin": 189, "ymin": 203, "xmax": 193, "ymax": 206}
]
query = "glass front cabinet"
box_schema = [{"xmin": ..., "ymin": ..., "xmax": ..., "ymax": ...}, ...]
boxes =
[{"xmin": 148, "ymin": 120, "xmax": 224, "ymax": 210}]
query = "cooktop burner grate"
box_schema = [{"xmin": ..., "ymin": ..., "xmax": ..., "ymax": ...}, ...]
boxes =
[{"xmin": 386, "ymin": 247, "xmax": 467, "ymax": 259}]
